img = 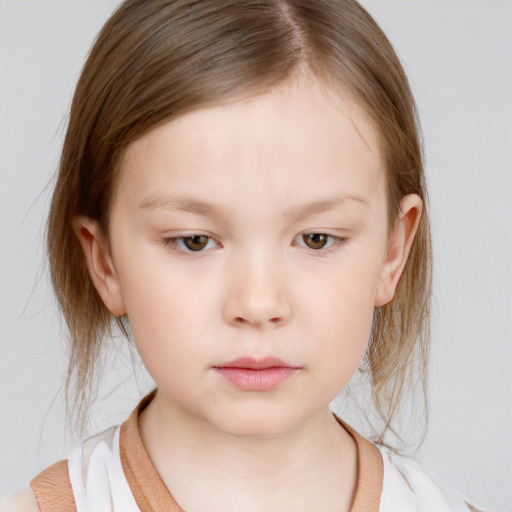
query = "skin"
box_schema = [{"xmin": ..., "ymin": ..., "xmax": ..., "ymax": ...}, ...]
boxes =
[
  {"xmin": 1, "ymin": 488, "xmax": 40, "ymax": 512},
  {"xmin": 69, "ymin": 75, "xmax": 422, "ymax": 512}
]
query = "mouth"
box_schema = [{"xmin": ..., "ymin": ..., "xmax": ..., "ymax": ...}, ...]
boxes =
[{"xmin": 213, "ymin": 357, "xmax": 300, "ymax": 391}]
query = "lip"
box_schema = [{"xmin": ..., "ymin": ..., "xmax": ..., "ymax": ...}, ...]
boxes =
[{"xmin": 213, "ymin": 357, "xmax": 300, "ymax": 391}]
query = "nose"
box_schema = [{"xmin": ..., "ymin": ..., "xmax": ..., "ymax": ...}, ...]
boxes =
[{"xmin": 222, "ymin": 250, "xmax": 291, "ymax": 329}]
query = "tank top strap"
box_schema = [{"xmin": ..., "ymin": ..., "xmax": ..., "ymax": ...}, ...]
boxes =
[{"xmin": 66, "ymin": 425, "xmax": 140, "ymax": 512}]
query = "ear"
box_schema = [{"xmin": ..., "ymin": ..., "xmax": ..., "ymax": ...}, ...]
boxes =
[
  {"xmin": 375, "ymin": 194, "xmax": 423, "ymax": 307},
  {"xmin": 72, "ymin": 216, "xmax": 126, "ymax": 316}
]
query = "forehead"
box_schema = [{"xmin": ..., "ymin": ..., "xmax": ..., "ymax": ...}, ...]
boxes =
[{"xmin": 117, "ymin": 76, "xmax": 385, "ymax": 217}]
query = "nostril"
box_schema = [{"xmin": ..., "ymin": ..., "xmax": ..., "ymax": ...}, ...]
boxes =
[{"xmin": 233, "ymin": 315, "xmax": 283, "ymax": 327}]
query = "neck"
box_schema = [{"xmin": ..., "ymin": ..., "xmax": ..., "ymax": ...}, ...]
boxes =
[{"xmin": 138, "ymin": 391, "xmax": 357, "ymax": 512}]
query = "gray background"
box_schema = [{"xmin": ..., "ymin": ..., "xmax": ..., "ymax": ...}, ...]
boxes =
[{"xmin": 0, "ymin": 1, "xmax": 511, "ymax": 510}]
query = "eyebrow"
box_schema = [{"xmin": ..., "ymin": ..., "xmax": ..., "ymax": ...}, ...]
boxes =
[{"xmin": 138, "ymin": 193, "xmax": 368, "ymax": 220}]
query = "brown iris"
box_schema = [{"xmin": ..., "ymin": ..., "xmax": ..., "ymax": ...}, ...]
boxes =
[
  {"xmin": 303, "ymin": 233, "xmax": 329, "ymax": 249},
  {"xmin": 183, "ymin": 235, "xmax": 209, "ymax": 251}
]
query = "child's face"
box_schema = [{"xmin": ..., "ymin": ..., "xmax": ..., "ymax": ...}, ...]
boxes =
[{"xmin": 83, "ymin": 77, "xmax": 420, "ymax": 437}]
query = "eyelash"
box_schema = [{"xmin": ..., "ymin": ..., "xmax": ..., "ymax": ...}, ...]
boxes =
[{"xmin": 162, "ymin": 233, "xmax": 346, "ymax": 255}]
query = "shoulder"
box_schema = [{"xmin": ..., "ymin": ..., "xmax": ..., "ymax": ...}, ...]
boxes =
[
  {"xmin": 18, "ymin": 426, "xmax": 122, "ymax": 512},
  {"xmin": 1, "ymin": 488, "xmax": 40, "ymax": 512},
  {"xmin": 377, "ymin": 445, "xmax": 483, "ymax": 512}
]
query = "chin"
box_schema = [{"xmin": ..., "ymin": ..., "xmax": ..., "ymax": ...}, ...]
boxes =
[{"xmin": 207, "ymin": 403, "xmax": 306, "ymax": 439}]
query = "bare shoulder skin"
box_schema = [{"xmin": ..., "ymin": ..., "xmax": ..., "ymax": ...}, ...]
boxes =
[{"xmin": 1, "ymin": 488, "xmax": 40, "ymax": 512}]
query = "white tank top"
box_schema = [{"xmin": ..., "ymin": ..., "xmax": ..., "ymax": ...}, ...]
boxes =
[
  {"xmin": 378, "ymin": 445, "xmax": 479, "ymax": 512},
  {"xmin": 67, "ymin": 426, "xmax": 140, "ymax": 512}
]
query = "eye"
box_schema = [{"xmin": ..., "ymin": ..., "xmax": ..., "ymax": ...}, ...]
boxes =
[
  {"xmin": 296, "ymin": 233, "xmax": 342, "ymax": 251},
  {"xmin": 165, "ymin": 235, "xmax": 219, "ymax": 252}
]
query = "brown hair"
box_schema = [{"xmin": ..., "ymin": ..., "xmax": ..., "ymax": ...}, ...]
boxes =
[{"xmin": 47, "ymin": 0, "xmax": 432, "ymax": 444}]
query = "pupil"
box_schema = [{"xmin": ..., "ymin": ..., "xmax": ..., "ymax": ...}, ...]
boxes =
[
  {"xmin": 305, "ymin": 233, "xmax": 327, "ymax": 249},
  {"xmin": 185, "ymin": 235, "xmax": 208, "ymax": 251}
]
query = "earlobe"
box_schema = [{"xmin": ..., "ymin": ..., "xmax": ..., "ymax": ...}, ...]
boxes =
[
  {"xmin": 72, "ymin": 216, "xmax": 126, "ymax": 316},
  {"xmin": 375, "ymin": 194, "xmax": 423, "ymax": 307}
]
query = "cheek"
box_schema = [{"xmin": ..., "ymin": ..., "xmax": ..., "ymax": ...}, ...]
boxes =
[
  {"xmin": 301, "ymin": 255, "xmax": 381, "ymax": 381},
  {"xmin": 124, "ymin": 277, "xmax": 210, "ymax": 344},
  {"xmin": 113, "ymin": 244, "xmax": 211, "ymax": 362},
  {"xmin": 317, "ymin": 289, "xmax": 374, "ymax": 366},
  {"xmin": 124, "ymin": 276, "xmax": 209, "ymax": 399},
  {"xmin": 116, "ymin": 234, "xmax": 207, "ymax": 314}
]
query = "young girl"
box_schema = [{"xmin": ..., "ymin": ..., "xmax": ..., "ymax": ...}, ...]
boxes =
[{"xmin": 3, "ymin": 0, "xmax": 485, "ymax": 510}]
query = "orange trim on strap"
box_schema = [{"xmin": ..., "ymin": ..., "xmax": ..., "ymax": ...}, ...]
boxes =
[
  {"xmin": 120, "ymin": 391, "xmax": 183, "ymax": 512},
  {"xmin": 30, "ymin": 460, "xmax": 76, "ymax": 512},
  {"xmin": 337, "ymin": 418, "xmax": 383, "ymax": 512}
]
